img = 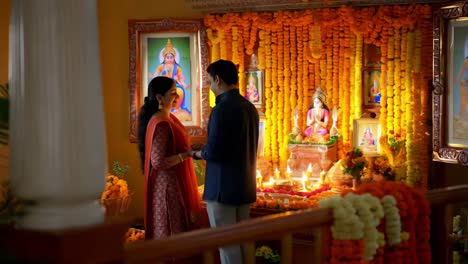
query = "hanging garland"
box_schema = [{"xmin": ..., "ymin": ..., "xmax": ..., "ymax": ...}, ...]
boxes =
[{"xmin": 203, "ymin": 5, "xmax": 433, "ymax": 189}]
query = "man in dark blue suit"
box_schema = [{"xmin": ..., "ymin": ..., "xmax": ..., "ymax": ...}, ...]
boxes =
[{"xmin": 192, "ymin": 60, "xmax": 259, "ymax": 264}]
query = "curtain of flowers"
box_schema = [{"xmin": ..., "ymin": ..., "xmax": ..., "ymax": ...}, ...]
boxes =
[{"xmin": 204, "ymin": 5, "xmax": 432, "ymax": 189}]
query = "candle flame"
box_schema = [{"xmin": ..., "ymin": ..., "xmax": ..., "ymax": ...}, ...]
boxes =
[
  {"xmin": 307, "ymin": 163, "xmax": 312, "ymax": 172},
  {"xmin": 301, "ymin": 172, "xmax": 307, "ymax": 190}
]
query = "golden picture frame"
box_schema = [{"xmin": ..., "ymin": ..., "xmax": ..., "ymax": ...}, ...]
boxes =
[
  {"xmin": 433, "ymin": 2, "xmax": 468, "ymax": 165},
  {"xmin": 128, "ymin": 18, "xmax": 210, "ymax": 143}
]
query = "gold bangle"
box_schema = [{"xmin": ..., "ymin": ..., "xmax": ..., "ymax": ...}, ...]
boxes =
[{"xmin": 178, "ymin": 153, "xmax": 184, "ymax": 163}]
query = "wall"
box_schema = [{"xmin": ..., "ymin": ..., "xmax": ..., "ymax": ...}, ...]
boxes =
[
  {"xmin": 97, "ymin": 0, "xmax": 202, "ymax": 217},
  {"xmin": 0, "ymin": 0, "xmax": 202, "ymax": 216}
]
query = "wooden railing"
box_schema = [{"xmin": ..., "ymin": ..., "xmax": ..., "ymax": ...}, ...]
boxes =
[
  {"xmin": 2, "ymin": 185, "xmax": 468, "ymax": 264},
  {"xmin": 125, "ymin": 207, "xmax": 333, "ymax": 264},
  {"xmin": 427, "ymin": 184, "xmax": 468, "ymax": 264},
  {"xmin": 124, "ymin": 184, "xmax": 468, "ymax": 264}
]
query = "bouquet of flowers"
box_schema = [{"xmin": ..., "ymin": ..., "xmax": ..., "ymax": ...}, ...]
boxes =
[
  {"xmin": 101, "ymin": 161, "xmax": 131, "ymax": 216},
  {"xmin": 125, "ymin": 228, "xmax": 145, "ymax": 243},
  {"xmin": 343, "ymin": 148, "xmax": 367, "ymax": 180},
  {"xmin": 101, "ymin": 161, "xmax": 130, "ymax": 200},
  {"xmin": 380, "ymin": 130, "xmax": 406, "ymax": 166},
  {"xmin": 388, "ymin": 130, "xmax": 405, "ymax": 154},
  {"xmin": 0, "ymin": 180, "xmax": 25, "ymax": 225},
  {"xmin": 373, "ymin": 157, "xmax": 395, "ymax": 181}
]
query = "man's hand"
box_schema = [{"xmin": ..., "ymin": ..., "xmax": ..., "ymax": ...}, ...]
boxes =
[{"xmin": 190, "ymin": 150, "xmax": 203, "ymax": 160}]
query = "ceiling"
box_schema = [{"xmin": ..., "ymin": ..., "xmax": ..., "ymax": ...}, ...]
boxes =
[{"xmin": 185, "ymin": 0, "xmax": 453, "ymax": 14}]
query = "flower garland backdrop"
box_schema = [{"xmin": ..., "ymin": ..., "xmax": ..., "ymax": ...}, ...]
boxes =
[{"xmin": 204, "ymin": 5, "xmax": 432, "ymax": 189}]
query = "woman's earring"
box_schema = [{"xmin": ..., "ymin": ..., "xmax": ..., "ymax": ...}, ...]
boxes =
[{"xmin": 158, "ymin": 102, "xmax": 163, "ymax": 110}]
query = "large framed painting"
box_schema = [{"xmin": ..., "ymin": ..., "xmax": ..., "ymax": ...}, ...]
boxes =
[
  {"xmin": 353, "ymin": 118, "xmax": 381, "ymax": 157},
  {"xmin": 433, "ymin": 2, "xmax": 468, "ymax": 165},
  {"xmin": 128, "ymin": 19, "xmax": 210, "ymax": 143}
]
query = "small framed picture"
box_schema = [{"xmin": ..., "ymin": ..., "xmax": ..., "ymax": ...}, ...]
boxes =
[
  {"xmin": 364, "ymin": 44, "xmax": 382, "ymax": 68},
  {"xmin": 245, "ymin": 70, "xmax": 263, "ymax": 106},
  {"xmin": 362, "ymin": 69, "xmax": 382, "ymax": 106},
  {"xmin": 353, "ymin": 118, "xmax": 381, "ymax": 156}
]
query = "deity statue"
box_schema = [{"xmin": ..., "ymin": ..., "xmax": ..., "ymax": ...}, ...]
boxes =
[{"xmin": 304, "ymin": 87, "xmax": 330, "ymax": 143}]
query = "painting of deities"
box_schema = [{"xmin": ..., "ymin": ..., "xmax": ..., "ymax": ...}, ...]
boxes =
[
  {"xmin": 148, "ymin": 38, "xmax": 192, "ymax": 121},
  {"xmin": 450, "ymin": 22, "xmax": 468, "ymax": 144},
  {"xmin": 359, "ymin": 126, "xmax": 378, "ymax": 153},
  {"xmin": 245, "ymin": 71, "xmax": 262, "ymax": 104},
  {"xmin": 364, "ymin": 70, "xmax": 381, "ymax": 105}
]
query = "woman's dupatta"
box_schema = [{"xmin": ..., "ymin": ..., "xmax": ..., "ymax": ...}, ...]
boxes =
[{"xmin": 143, "ymin": 114, "xmax": 201, "ymax": 232}]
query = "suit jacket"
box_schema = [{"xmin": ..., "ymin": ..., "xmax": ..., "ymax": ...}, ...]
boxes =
[{"xmin": 201, "ymin": 89, "xmax": 259, "ymax": 205}]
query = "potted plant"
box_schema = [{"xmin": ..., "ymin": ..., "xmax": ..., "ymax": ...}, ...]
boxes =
[
  {"xmin": 100, "ymin": 161, "xmax": 132, "ymax": 216},
  {"xmin": 255, "ymin": 245, "xmax": 280, "ymax": 264}
]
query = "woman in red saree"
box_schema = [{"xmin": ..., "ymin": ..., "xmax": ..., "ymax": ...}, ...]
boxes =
[{"xmin": 137, "ymin": 76, "xmax": 200, "ymax": 239}]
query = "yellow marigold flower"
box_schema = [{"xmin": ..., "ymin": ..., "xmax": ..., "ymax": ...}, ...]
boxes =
[
  {"xmin": 101, "ymin": 190, "xmax": 111, "ymax": 200},
  {"xmin": 401, "ymin": 231, "xmax": 410, "ymax": 241}
]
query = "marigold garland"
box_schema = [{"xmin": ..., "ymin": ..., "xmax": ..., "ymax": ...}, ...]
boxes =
[
  {"xmin": 405, "ymin": 31, "xmax": 415, "ymax": 186},
  {"xmin": 270, "ymin": 30, "xmax": 279, "ymax": 169},
  {"xmin": 263, "ymin": 30, "xmax": 273, "ymax": 161},
  {"xmin": 393, "ymin": 28, "xmax": 402, "ymax": 135},
  {"xmin": 283, "ymin": 25, "xmax": 292, "ymax": 168},
  {"xmin": 204, "ymin": 6, "xmax": 433, "ymax": 189},
  {"xmin": 353, "ymin": 35, "xmax": 363, "ymax": 120}
]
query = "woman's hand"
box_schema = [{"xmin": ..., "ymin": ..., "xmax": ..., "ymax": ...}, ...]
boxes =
[{"xmin": 191, "ymin": 143, "xmax": 204, "ymax": 151}]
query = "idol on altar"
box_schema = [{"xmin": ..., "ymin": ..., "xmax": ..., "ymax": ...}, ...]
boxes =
[
  {"xmin": 304, "ymin": 87, "xmax": 330, "ymax": 143},
  {"xmin": 289, "ymin": 87, "xmax": 339, "ymax": 145},
  {"xmin": 287, "ymin": 87, "xmax": 340, "ymax": 180}
]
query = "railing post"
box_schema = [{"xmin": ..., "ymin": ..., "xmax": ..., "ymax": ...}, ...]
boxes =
[
  {"xmin": 431, "ymin": 204, "xmax": 454, "ymax": 264},
  {"xmin": 281, "ymin": 233, "xmax": 293, "ymax": 264},
  {"xmin": 202, "ymin": 251, "xmax": 215, "ymax": 264},
  {"xmin": 243, "ymin": 241, "xmax": 256, "ymax": 264}
]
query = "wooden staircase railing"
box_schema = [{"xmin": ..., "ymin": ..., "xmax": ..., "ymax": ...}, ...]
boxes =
[
  {"xmin": 1, "ymin": 185, "xmax": 468, "ymax": 264},
  {"xmin": 124, "ymin": 184, "xmax": 468, "ymax": 264},
  {"xmin": 125, "ymin": 207, "xmax": 333, "ymax": 264}
]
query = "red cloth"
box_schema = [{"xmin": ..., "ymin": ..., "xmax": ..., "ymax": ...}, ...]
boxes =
[{"xmin": 143, "ymin": 114, "xmax": 200, "ymax": 239}]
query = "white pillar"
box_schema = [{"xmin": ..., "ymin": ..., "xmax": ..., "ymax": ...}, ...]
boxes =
[{"xmin": 9, "ymin": 0, "xmax": 105, "ymax": 230}]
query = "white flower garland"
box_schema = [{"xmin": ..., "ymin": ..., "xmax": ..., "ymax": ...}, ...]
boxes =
[
  {"xmin": 381, "ymin": 195, "xmax": 402, "ymax": 245},
  {"xmin": 319, "ymin": 193, "xmax": 403, "ymax": 261},
  {"xmin": 319, "ymin": 196, "xmax": 364, "ymax": 240},
  {"xmin": 344, "ymin": 193, "xmax": 384, "ymax": 260}
]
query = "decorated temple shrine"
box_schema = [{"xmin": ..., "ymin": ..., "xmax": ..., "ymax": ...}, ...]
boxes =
[{"xmin": 2, "ymin": 0, "xmax": 468, "ymax": 264}]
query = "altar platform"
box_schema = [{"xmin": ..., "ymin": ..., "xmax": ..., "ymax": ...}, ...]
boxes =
[{"xmin": 287, "ymin": 143, "xmax": 338, "ymax": 178}]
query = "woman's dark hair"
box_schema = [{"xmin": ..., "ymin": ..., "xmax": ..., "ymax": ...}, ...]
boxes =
[
  {"xmin": 206, "ymin": 59, "xmax": 239, "ymax": 85},
  {"xmin": 308, "ymin": 98, "xmax": 330, "ymax": 111},
  {"xmin": 138, "ymin": 76, "xmax": 175, "ymax": 170}
]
